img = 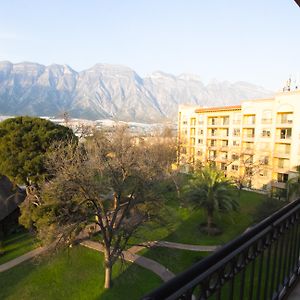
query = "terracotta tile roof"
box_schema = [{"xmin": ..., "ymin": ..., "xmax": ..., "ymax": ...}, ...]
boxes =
[{"xmin": 195, "ymin": 105, "xmax": 242, "ymax": 113}]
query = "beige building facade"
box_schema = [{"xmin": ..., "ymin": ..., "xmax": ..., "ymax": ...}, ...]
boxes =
[{"xmin": 178, "ymin": 90, "xmax": 300, "ymax": 193}]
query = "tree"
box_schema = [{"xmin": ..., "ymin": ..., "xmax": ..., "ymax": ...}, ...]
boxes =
[
  {"xmin": 287, "ymin": 165, "xmax": 300, "ymax": 201},
  {"xmin": 184, "ymin": 166, "xmax": 238, "ymax": 234},
  {"xmin": 252, "ymin": 196, "xmax": 287, "ymax": 223},
  {"xmin": 226, "ymin": 152, "xmax": 268, "ymax": 191},
  {"xmin": 20, "ymin": 126, "xmax": 171, "ymax": 289},
  {"xmin": 0, "ymin": 116, "xmax": 76, "ymax": 187}
]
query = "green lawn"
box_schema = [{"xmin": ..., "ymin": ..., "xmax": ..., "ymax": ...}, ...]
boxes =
[
  {"xmin": 0, "ymin": 230, "xmax": 38, "ymax": 265},
  {"xmin": 137, "ymin": 190, "xmax": 264, "ymax": 275},
  {"xmin": 140, "ymin": 247, "xmax": 210, "ymax": 274},
  {"xmin": 0, "ymin": 189, "xmax": 265, "ymax": 299},
  {"xmin": 132, "ymin": 190, "xmax": 264, "ymax": 246},
  {"xmin": 0, "ymin": 246, "xmax": 162, "ymax": 300}
]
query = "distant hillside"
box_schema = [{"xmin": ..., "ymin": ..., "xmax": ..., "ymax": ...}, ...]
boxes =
[{"xmin": 0, "ymin": 61, "xmax": 272, "ymax": 123}]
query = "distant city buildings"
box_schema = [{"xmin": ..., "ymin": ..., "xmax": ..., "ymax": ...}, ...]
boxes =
[{"xmin": 178, "ymin": 89, "xmax": 300, "ymax": 194}]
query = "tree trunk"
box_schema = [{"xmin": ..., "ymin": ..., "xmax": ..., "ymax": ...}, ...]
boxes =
[
  {"xmin": 172, "ymin": 176, "xmax": 181, "ymax": 199},
  {"xmin": 207, "ymin": 211, "xmax": 213, "ymax": 230},
  {"xmin": 104, "ymin": 264, "xmax": 112, "ymax": 289},
  {"xmin": 0, "ymin": 223, "xmax": 4, "ymax": 255},
  {"xmin": 104, "ymin": 249, "xmax": 112, "ymax": 289}
]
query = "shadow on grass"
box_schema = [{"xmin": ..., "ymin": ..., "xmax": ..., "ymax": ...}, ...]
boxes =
[{"xmin": 0, "ymin": 246, "xmax": 162, "ymax": 300}]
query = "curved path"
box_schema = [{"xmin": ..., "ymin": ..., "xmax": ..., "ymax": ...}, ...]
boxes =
[
  {"xmin": 0, "ymin": 239, "xmax": 219, "ymax": 282},
  {"xmin": 0, "ymin": 246, "xmax": 46, "ymax": 272},
  {"xmin": 143, "ymin": 241, "xmax": 219, "ymax": 252},
  {"xmin": 81, "ymin": 240, "xmax": 175, "ymax": 282}
]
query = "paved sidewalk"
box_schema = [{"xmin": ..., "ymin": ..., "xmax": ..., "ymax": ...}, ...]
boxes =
[
  {"xmin": 81, "ymin": 240, "xmax": 175, "ymax": 282},
  {"xmin": 0, "ymin": 247, "xmax": 46, "ymax": 272},
  {"xmin": 0, "ymin": 238, "xmax": 218, "ymax": 280},
  {"xmin": 145, "ymin": 241, "xmax": 219, "ymax": 252}
]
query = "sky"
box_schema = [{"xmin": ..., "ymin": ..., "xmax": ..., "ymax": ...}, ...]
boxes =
[{"xmin": 0, "ymin": 0, "xmax": 299, "ymax": 90}]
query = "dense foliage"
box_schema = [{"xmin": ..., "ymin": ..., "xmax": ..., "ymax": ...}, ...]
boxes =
[
  {"xmin": 184, "ymin": 166, "xmax": 239, "ymax": 233},
  {"xmin": 0, "ymin": 116, "xmax": 76, "ymax": 185},
  {"xmin": 19, "ymin": 126, "xmax": 176, "ymax": 288}
]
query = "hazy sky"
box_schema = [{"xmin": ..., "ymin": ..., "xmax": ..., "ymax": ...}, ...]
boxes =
[{"xmin": 0, "ymin": 0, "xmax": 299, "ymax": 90}]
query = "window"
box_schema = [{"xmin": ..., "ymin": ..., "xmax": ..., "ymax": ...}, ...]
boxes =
[
  {"xmin": 277, "ymin": 158, "xmax": 288, "ymax": 169},
  {"xmin": 233, "ymin": 113, "xmax": 241, "ymax": 124},
  {"xmin": 211, "ymin": 129, "xmax": 217, "ymax": 136},
  {"xmin": 233, "ymin": 140, "xmax": 240, "ymax": 146},
  {"xmin": 262, "ymin": 110, "xmax": 272, "ymax": 124},
  {"xmin": 279, "ymin": 113, "xmax": 293, "ymax": 124},
  {"xmin": 198, "ymin": 129, "xmax": 204, "ymax": 135},
  {"xmin": 190, "ymin": 118, "xmax": 196, "ymax": 126},
  {"xmin": 280, "ymin": 128, "xmax": 292, "ymax": 139},
  {"xmin": 221, "ymin": 140, "xmax": 229, "ymax": 147},
  {"xmin": 210, "ymin": 139, "xmax": 217, "ymax": 146},
  {"xmin": 277, "ymin": 173, "xmax": 288, "ymax": 183},
  {"xmin": 232, "ymin": 165, "xmax": 239, "ymax": 171},
  {"xmin": 197, "ymin": 150, "xmax": 202, "ymax": 156},
  {"xmin": 222, "ymin": 116, "xmax": 229, "ymax": 125},
  {"xmin": 232, "ymin": 154, "xmax": 239, "ymax": 160},
  {"xmin": 226, "ymin": 129, "xmax": 229, "ymax": 136},
  {"xmin": 221, "ymin": 163, "xmax": 227, "ymax": 170},
  {"xmin": 183, "ymin": 120, "xmax": 187, "ymax": 125},
  {"xmin": 244, "ymin": 115, "xmax": 256, "ymax": 125},
  {"xmin": 198, "ymin": 115, "xmax": 204, "ymax": 124},
  {"xmin": 198, "ymin": 139, "xmax": 203, "ymax": 144},
  {"xmin": 233, "ymin": 128, "xmax": 240, "ymax": 136},
  {"xmin": 181, "ymin": 147, "xmax": 187, "ymax": 154},
  {"xmin": 262, "ymin": 129, "xmax": 271, "ymax": 137},
  {"xmin": 260, "ymin": 156, "xmax": 269, "ymax": 165},
  {"xmin": 209, "ymin": 150, "xmax": 217, "ymax": 159}
]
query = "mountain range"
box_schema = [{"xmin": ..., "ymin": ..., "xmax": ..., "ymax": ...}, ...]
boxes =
[{"xmin": 0, "ymin": 61, "xmax": 272, "ymax": 123}]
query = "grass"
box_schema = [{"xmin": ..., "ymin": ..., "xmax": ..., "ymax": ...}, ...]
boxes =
[
  {"xmin": 140, "ymin": 247, "xmax": 210, "ymax": 274},
  {"xmin": 0, "ymin": 246, "xmax": 162, "ymax": 300},
  {"xmin": 136, "ymin": 190, "xmax": 264, "ymax": 276},
  {"xmin": 132, "ymin": 190, "xmax": 264, "ymax": 247},
  {"xmin": 0, "ymin": 230, "xmax": 38, "ymax": 265},
  {"xmin": 0, "ymin": 186, "xmax": 265, "ymax": 300}
]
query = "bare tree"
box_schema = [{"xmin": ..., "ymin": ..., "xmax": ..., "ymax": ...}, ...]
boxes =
[
  {"xmin": 20, "ymin": 126, "xmax": 171, "ymax": 289},
  {"xmin": 226, "ymin": 151, "xmax": 268, "ymax": 191}
]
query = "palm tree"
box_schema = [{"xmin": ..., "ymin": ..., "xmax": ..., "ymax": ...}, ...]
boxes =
[
  {"xmin": 184, "ymin": 166, "xmax": 238, "ymax": 232},
  {"xmin": 287, "ymin": 166, "xmax": 300, "ymax": 201}
]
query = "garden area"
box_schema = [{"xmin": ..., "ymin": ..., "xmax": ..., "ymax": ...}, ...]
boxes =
[{"xmin": 0, "ymin": 189, "xmax": 269, "ymax": 299}]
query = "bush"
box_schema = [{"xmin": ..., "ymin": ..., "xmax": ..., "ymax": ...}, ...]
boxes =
[{"xmin": 252, "ymin": 197, "xmax": 287, "ymax": 223}]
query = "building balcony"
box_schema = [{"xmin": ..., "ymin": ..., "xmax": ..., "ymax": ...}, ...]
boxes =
[
  {"xmin": 220, "ymin": 146, "xmax": 229, "ymax": 151},
  {"xmin": 207, "ymin": 145, "xmax": 218, "ymax": 150},
  {"xmin": 242, "ymin": 123, "xmax": 255, "ymax": 128},
  {"xmin": 242, "ymin": 147, "xmax": 254, "ymax": 154},
  {"xmin": 143, "ymin": 199, "xmax": 300, "ymax": 300},
  {"xmin": 216, "ymin": 157, "xmax": 228, "ymax": 163},
  {"xmin": 276, "ymin": 122, "xmax": 293, "ymax": 128},
  {"xmin": 273, "ymin": 166, "xmax": 290, "ymax": 174},
  {"xmin": 275, "ymin": 137, "xmax": 292, "ymax": 144},
  {"xmin": 273, "ymin": 151, "xmax": 290, "ymax": 159},
  {"xmin": 271, "ymin": 180, "xmax": 287, "ymax": 189},
  {"xmin": 242, "ymin": 135, "xmax": 255, "ymax": 141}
]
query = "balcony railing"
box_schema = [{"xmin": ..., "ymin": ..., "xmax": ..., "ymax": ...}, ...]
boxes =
[{"xmin": 143, "ymin": 199, "xmax": 300, "ymax": 300}]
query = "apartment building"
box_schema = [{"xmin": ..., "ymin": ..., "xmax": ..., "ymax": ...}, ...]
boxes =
[{"xmin": 178, "ymin": 90, "xmax": 300, "ymax": 192}]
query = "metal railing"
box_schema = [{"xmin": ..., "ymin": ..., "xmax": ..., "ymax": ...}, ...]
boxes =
[{"xmin": 142, "ymin": 199, "xmax": 300, "ymax": 300}]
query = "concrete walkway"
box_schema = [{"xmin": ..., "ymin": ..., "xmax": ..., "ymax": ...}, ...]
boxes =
[
  {"xmin": 81, "ymin": 240, "xmax": 175, "ymax": 282},
  {"xmin": 144, "ymin": 240, "xmax": 219, "ymax": 252},
  {"xmin": 0, "ymin": 239, "xmax": 218, "ymax": 281},
  {"xmin": 0, "ymin": 247, "xmax": 46, "ymax": 272}
]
